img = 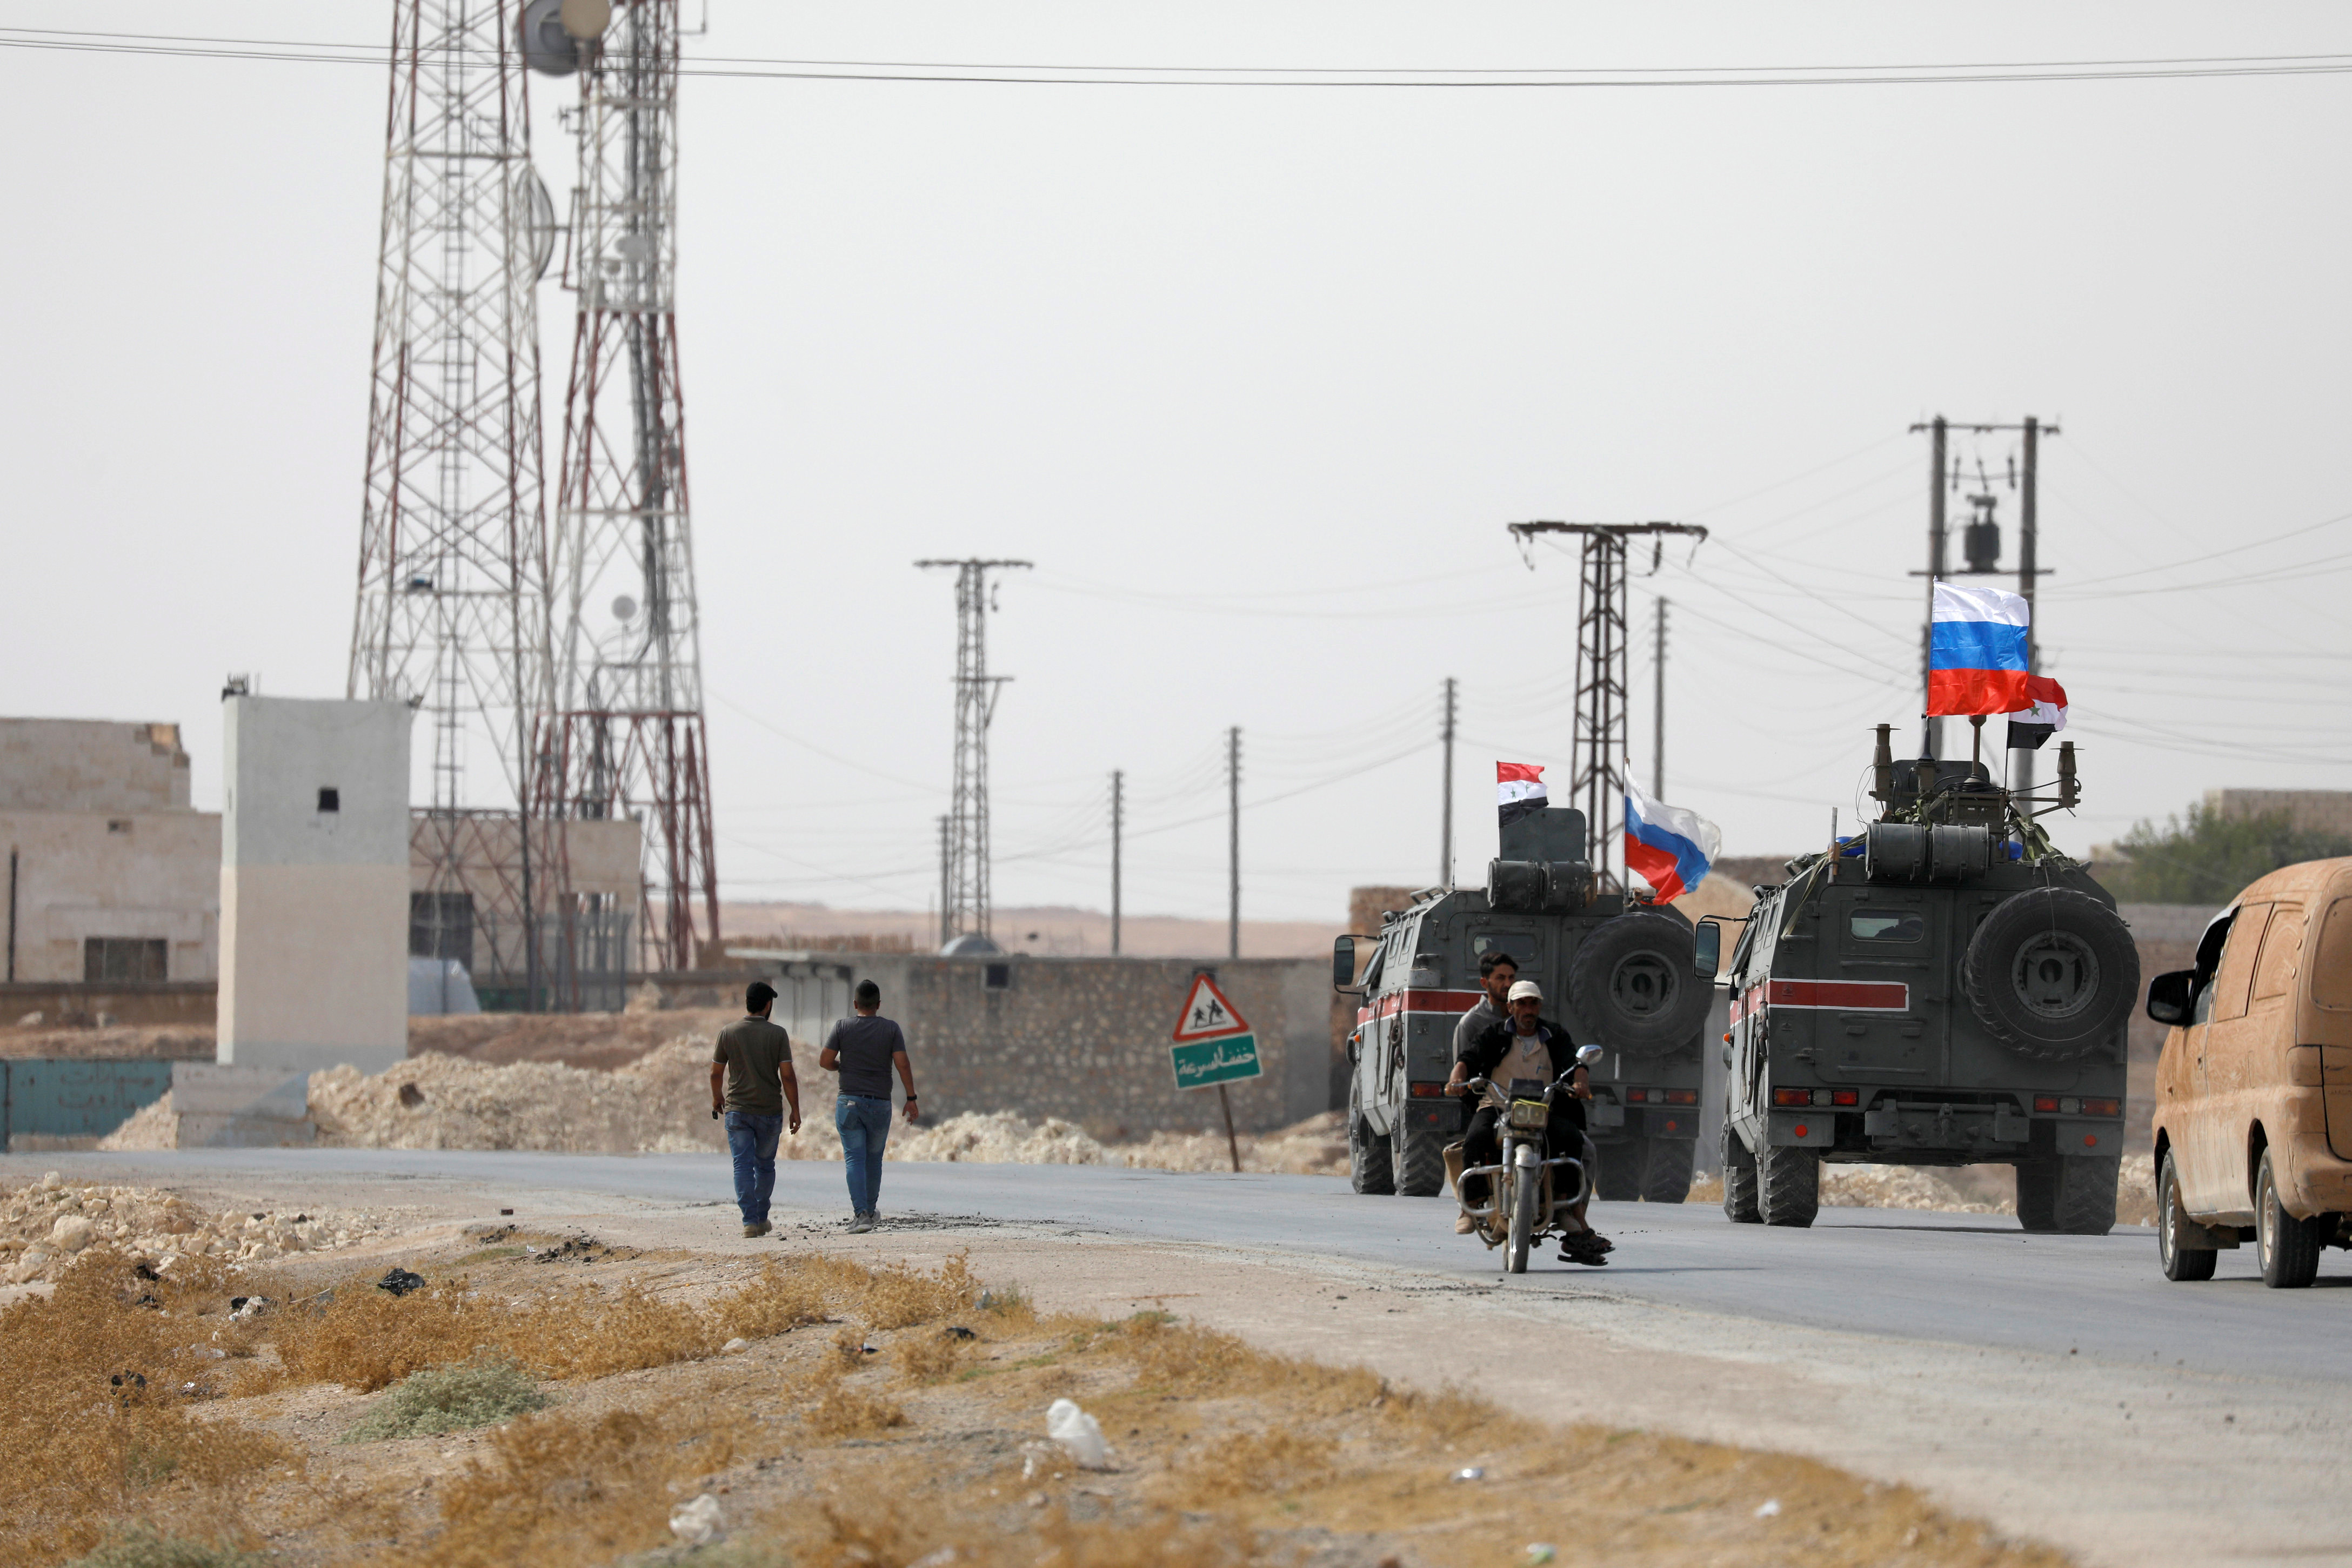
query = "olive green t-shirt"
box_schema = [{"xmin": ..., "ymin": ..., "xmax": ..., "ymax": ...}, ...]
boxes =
[{"xmin": 713, "ymin": 1016, "xmax": 793, "ymax": 1116}]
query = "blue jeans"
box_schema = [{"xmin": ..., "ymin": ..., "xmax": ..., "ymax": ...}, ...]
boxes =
[
  {"xmin": 726, "ymin": 1110, "xmax": 783, "ymax": 1225},
  {"xmin": 836, "ymin": 1095, "xmax": 893, "ymax": 1215}
]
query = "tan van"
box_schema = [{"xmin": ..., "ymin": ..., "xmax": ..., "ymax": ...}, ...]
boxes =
[{"xmin": 2147, "ymin": 857, "xmax": 2352, "ymax": 1287}]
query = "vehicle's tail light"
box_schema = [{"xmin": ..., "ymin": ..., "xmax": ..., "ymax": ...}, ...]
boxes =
[
  {"xmin": 1829, "ymin": 1090, "xmax": 1859, "ymax": 1107},
  {"xmin": 2080, "ymin": 1097, "xmax": 2121, "ymax": 1117},
  {"xmin": 1773, "ymin": 1088, "xmax": 1811, "ymax": 1107},
  {"xmin": 2033, "ymin": 1095, "xmax": 2059, "ymax": 1113},
  {"xmin": 1408, "ymin": 1082, "xmax": 1448, "ymax": 1098},
  {"xmin": 1663, "ymin": 1090, "xmax": 1698, "ymax": 1105}
]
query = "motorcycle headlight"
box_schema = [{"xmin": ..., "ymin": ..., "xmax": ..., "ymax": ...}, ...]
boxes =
[{"xmin": 1507, "ymin": 1100, "xmax": 1548, "ymax": 1133}]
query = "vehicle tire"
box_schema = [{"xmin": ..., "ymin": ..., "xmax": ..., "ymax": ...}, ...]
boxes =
[
  {"xmin": 1759, "ymin": 1143, "xmax": 1820, "ymax": 1227},
  {"xmin": 1722, "ymin": 1124, "xmax": 1761, "ymax": 1224},
  {"xmin": 1392, "ymin": 1122, "xmax": 1447, "ymax": 1197},
  {"xmin": 1569, "ymin": 911, "xmax": 1711, "ymax": 1055},
  {"xmin": 2051, "ymin": 1155, "xmax": 2120, "ymax": 1235},
  {"xmin": 1594, "ymin": 1142, "xmax": 1642, "ymax": 1202},
  {"xmin": 2015, "ymin": 1157, "xmax": 2058, "ymax": 1232},
  {"xmin": 1507, "ymin": 1162, "xmax": 1536, "ymax": 1274},
  {"xmin": 2158, "ymin": 1151, "xmax": 2217, "ymax": 1282},
  {"xmin": 2256, "ymin": 1149, "xmax": 2325, "ymax": 1289},
  {"xmin": 1640, "ymin": 1137, "xmax": 1697, "ymax": 1203},
  {"xmin": 1348, "ymin": 1085, "xmax": 1393, "ymax": 1196},
  {"xmin": 1962, "ymin": 888, "xmax": 2141, "ymax": 1061}
]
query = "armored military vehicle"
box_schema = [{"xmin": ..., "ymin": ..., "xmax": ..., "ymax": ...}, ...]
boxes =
[
  {"xmin": 1703, "ymin": 726, "xmax": 2138, "ymax": 1233},
  {"xmin": 1334, "ymin": 804, "xmax": 1714, "ymax": 1203}
]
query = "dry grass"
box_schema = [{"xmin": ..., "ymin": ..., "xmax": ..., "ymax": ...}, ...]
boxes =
[
  {"xmin": 1168, "ymin": 1427, "xmax": 1335, "ymax": 1499},
  {"xmin": 894, "ymin": 1325, "xmax": 977, "ymax": 1385},
  {"xmin": 0, "ymin": 1250, "xmax": 294, "ymax": 1568},
  {"xmin": 424, "ymin": 1399, "xmax": 744, "ymax": 1568},
  {"xmin": 339, "ymin": 1355, "xmax": 553, "ymax": 1442}
]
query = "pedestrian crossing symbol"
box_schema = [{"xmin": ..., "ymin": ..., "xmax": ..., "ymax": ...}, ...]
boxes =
[{"xmin": 1170, "ymin": 972, "xmax": 1251, "ymax": 1043}]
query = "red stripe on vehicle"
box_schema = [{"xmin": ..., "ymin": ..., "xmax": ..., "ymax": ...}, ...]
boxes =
[
  {"xmin": 1357, "ymin": 989, "xmax": 1487, "ymax": 1025},
  {"xmin": 1763, "ymin": 980, "xmax": 1910, "ymax": 1011}
]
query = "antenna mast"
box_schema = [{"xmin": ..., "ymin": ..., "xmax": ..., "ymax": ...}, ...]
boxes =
[
  {"xmin": 1506, "ymin": 521, "xmax": 1707, "ymax": 893},
  {"xmin": 917, "ymin": 559, "xmax": 1031, "ymax": 946},
  {"xmin": 539, "ymin": 0, "xmax": 721, "ymax": 975},
  {"xmin": 349, "ymin": 0, "xmax": 555, "ymax": 1008}
]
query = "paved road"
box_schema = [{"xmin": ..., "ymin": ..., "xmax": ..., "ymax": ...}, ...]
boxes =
[{"xmin": 21, "ymin": 1149, "xmax": 2347, "ymax": 1387}]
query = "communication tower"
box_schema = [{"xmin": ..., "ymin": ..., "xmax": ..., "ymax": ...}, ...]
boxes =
[
  {"xmin": 534, "ymin": 0, "xmax": 722, "ymax": 973},
  {"xmin": 917, "ymin": 559, "xmax": 1031, "ymax": 946},
  {"xmin": 1507, "ymin": 522, "xmax": 1707, "ymax": 892},
  {"xmin": 348, "ymin": 0, "xmax": 560, "ymax": 1006}
]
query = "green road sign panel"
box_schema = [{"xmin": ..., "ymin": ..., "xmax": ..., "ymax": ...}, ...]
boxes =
[{"xmin": 1170, "ymin": 1033, "xmax": 1262, "ymax": 1091}]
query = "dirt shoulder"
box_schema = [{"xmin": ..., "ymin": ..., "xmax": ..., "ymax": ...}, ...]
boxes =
[{"xmin": 12, "ymin": 1163, "xmax": 2338, "ymax": 1568}]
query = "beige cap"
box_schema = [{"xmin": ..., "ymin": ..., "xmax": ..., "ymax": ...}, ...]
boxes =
[{"xmin": 1506, "ymin": 979, "xmax": 1544, "ymax": 1004}]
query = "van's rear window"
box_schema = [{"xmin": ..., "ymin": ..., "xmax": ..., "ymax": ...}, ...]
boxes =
[{"xmin": 2314, "ymin": 897, "xmax": 2352, "ymax": 1009}]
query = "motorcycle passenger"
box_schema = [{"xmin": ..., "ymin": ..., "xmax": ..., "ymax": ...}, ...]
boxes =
[
  {"xmin": 1447, "ymin": 980, "xmax": 1612, "ymax": 1264},
  {"xmin": 1452, "ymin": 949, "xmax": 1517, "ymax": 1063}
]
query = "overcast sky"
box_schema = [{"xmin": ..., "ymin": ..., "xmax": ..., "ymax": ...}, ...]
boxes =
[{"xmin": 3, "ymin": 3, "xmax": 2348, "ymax": 923}]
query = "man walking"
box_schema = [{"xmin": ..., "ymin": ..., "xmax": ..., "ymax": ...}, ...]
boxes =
[
  {"xmin": 820, "ymin": 979, "xmax": 918, "ymax": 1234},
  {"xmin": 710, "ymin": 981, "xmax": 800, "ymax": 1238}
]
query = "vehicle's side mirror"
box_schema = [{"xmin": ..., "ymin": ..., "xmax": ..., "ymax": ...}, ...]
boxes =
[
  {"xmin": 2147, "ymin": 968, "xmax": 2196, "ymax": 1026},
  {"xmin": 1332, "ymin": 935, "xmax": 1358, "ymax": 993},
  {"xmin": 1693, "ymin": 919, "xmax": 1722, "ymax": 980},
  {"xmin": 1575, "ymin": 1043, "xmax": 1603, "ymax": 1066}
]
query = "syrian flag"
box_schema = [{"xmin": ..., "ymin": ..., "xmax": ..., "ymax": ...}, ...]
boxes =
[
  {"xmin": 1625, "ymin": 779, "xmax": 1721, "ymax": 906},
  {"xmin": 2006, "ymin": 674, "xmax": 2069, "ymax": 751},
  {"xmin": 1497, "ymin": 762, "xmax": 1548, "ymax": 828}
]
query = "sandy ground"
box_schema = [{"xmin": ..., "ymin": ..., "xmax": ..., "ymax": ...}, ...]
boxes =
[{"xmin": 19, "ymin": 1161, "xmax": 2344, "ymax": 1568}]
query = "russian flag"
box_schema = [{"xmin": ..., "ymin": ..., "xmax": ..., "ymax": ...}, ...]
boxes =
[
  {"xmin": 1497, "ymin": 762, "xmax": 1547, "ymax": 828},
  {"xmin": 1625, "ymin": 779, "xmax": 1721, "ymax": 906},
  {"xmin": 1928, "ymin": 581, "xmax": 2033, "ymax": 716}
]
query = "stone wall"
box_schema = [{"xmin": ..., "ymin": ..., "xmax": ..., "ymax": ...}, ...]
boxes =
[{"xmin": 736, "ymin": 952, "xmax": 1330, "ymax": 1134}]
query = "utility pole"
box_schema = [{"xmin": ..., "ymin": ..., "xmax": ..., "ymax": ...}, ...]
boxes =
[
  {"xmin": 1651, "ymin": 600, "xmax": 1668, "ymax": 799},
  {"xmin": 1110, "ymin": 770, "xmax": 1124, "ymax": 956},
  {"xmin": 1439, "ymin": 678, "xmax": 1458, "ymax": 888},
  {"xmin": 1506, "ymin": 522, "xmax": 1708, "ymax": 891},
  {"xmin": 2017, "ymin": 416, "xmax": 2043, "ymax": 800},
  {"xmin": 916, "ymin": 559, "xmax": 1032, "ymax": 944},
  {"xmin": 1226, "ymin": 726, "xmax": 1241, "ymax": 960},
  {"xmin": 936, "ymin": 814, "xmax": 951, "ymax": 950},
  {"xmin": 1908, "ymin": 416, "xmax": 2057, "ymax": 778}
]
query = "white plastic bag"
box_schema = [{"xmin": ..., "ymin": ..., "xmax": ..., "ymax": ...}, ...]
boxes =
[
  {"xmin": 1045, "ymin": 1398, "xmax": 1110, "ymax": 1470},
  {"xmin": 670, "ymin": 1492, "xmax": 723, "ymax": 1544}
]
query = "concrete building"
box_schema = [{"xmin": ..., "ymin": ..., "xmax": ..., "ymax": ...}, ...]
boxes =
[
  {"xmin": 0, "ymin": 719, "xmax": 220, "ymax": 986},
  {"xmin": 2204, "ymin": 788, "xmax": 2352, "ymax": 840},
  {"xmin": 218, "ymin": 696, "xmax": 412, "ymax": 1074}
]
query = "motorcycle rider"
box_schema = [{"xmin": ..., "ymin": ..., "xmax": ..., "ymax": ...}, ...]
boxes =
[
  {"xmin": 1452, "ymin": 949, "xmax": 1517, "ymax": 1063},
  {"xmin": 1447, "ymin": 980, "xmax": 1613, "ymax": 1264}
]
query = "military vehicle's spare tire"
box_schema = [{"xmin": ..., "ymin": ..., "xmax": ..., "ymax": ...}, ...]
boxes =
[
  {"xmin": 1962, "ymin": 888, "xmax": 2140, "ymax": 1061},
  {"xmin": 1569, "ymin": 911, "xmax": 1710, "ymax": 1055}
]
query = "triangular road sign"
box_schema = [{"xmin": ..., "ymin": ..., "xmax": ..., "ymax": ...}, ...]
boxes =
[{"xmin": 1171, "ymin": 971, "xmax": 1251, "ymax": 1042}]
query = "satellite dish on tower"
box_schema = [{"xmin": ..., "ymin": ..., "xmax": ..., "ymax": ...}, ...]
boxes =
[
  {"xmin": 517, "ymin": 166, "xmax": 558, "ymax": 282},
  {"xmin": 520, "ymin": 0, "xmax": 610, "ymax": 76}
]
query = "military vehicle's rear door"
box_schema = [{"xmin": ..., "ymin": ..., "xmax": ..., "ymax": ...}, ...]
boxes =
[{"xmin": 1833, "ymin": 893, "xmax": 1937, "ymax": 1082}]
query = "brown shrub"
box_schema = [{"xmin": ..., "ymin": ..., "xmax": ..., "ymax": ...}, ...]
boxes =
[
  {"xmin": 425, "ymin": 1400, "xmax": 741, "ymax": 1568},
  {"xmin": 709, "ymin": 1261, "xmax": 827, "ymax": 1341},
  {"xmin": 1170, "ymin": 1427, "xmax": 1336, "ymax": 1500},
  {"xmin": 893, "ymin": 1327, "xmax": 974, "ymax": 1386},
  {"xmin": 800, "ymin": 1377, "xmax": 908, "ymax": 1439},
  {"xmin": 852, "ymin": 1251, "xmax": 981, "ymax": 1330},
  {"xmin": 0, "ymin": 1251, "xmax": 291, "ymax": 1567}
]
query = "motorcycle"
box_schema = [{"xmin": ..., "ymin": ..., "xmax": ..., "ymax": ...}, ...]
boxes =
[{"xmin": 1456, "ymin": 1042, "xmax": 1603, "ymax": 1274}]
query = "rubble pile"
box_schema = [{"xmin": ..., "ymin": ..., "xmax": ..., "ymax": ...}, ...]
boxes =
[
  {"xmin": 0, "ymin": 1172, "xmax": 389, "ymax": 1285},
  {"xmin": 1821, "ymin": 1164, "xmax": 2010, "ymax": 1214},
  {"xmin": 310, "ymin": 1037, "xmax": 723, "ymax": 1152}
]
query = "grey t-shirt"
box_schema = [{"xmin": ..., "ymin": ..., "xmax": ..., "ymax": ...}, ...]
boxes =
[
  {"xmin": 713, "ymin": 1016, "xmax": 792, "ymax": 1116},
  {"xmin": 825, "ymin": 1014, "xmax": 907, "ymax": 1100},
  {"xmin": 1453, "ymin": 996, "xmax": 1503, "ymax": 1063}
]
